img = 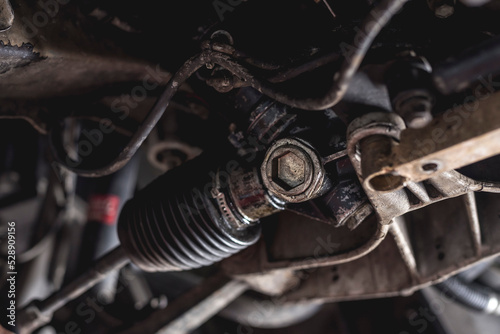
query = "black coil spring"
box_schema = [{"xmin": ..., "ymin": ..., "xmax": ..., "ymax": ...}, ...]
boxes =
[{"xmin": 118, "ymin": 158, "xmax": 261, "ymax": 272}]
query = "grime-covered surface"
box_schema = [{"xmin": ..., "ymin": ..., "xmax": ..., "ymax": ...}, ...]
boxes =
[
  {"xmin": 0, "ymin": 0, "xmax": 14, "ymax": 32},
  {"xmin": 0, "ymin": 0, "xmax": 170, "ymax": 99},
  {"xmin": 0, "ymin": 42, "xmax": 41, "ymax": 74},
  {"xmin": 2, "ymin": 1, "xmax": 500, "ymax": 333}
]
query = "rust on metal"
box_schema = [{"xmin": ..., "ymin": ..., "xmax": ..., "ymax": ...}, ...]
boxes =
[
  {"xmin": 119, "ymin": 273, "xmax": 247, "ymax": 334},
  {"xmin": 350, "ymin": 91, "xmax": 500, "ymax": 193},
  {"xmin": 388, "ymin": 90, "xmax": 500, "ymax": 188},
  {"xmin": 261, "ymin": 138, "xmax": 326, "ymax": 203}
]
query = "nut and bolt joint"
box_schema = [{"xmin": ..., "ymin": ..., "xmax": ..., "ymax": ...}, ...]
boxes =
[
  {"xmin": 386, "ymin": 54, "xmax": 435, "ymax": 129},
  {"xmin": 428, "ymin": 0, "xmax": 456, "ymax": 18},
  {"xmin": 393, "ymin": 90, "xmax": 434, "ymax": 129},
  {"xmin": 261, "ymin": 138, "xmax": 327, "ymax": 203}
]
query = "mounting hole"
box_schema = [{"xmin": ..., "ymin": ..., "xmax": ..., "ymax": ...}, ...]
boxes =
[
  {"xmin": 421, "ymin": 162, "xmax": 439, "ymax": 173},
  {"xmin": 366, "ymin": 173, "xmax": 406, "ymax": 192}
]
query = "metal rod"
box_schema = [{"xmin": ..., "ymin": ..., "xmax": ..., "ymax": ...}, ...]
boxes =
[
  {"xmin": 49, "ymin": 53, "xmax": 208, "ymax": 177},
  {"xmin": 322, "ymin": 0, "xmax": 337, "ymax": 18},
  {"xmin": 434, "ymin": 34, "xmax": 500, "ymax": 95},
  {"xmin": 158, "ymin": 279, "xmax": 248, "ymax": 334},
  {"xmin": 19, "ymin": 247, "xmax": 129, "ymax": 333},
  {"xmin": 464, "ymin": 192, "xmax": 482, "ymax": 256},
  {"xmin": 118, "ymin": 273, "xmax": 248, "ymax": 334}
]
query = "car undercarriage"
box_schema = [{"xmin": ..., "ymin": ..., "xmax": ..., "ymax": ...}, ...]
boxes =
[{"xmin": 2, "ymin": 0, "xmax": 500, "ymax": 333}]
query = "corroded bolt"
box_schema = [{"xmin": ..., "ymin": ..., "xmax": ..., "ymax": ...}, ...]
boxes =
[
  {"xmin": 261, "ymin": 138, "xmax": 327, "ymax": 203},
  {"xmin": 428, "ymin": 0, "xmax": 455, "ymax": 18},
  {"xmin": 396, "ymin": 95, "xmax": 434, "ymax": 129},
  {"xmin": 272, "ymin": 151, "xmax": 306, "ymax": 190}
]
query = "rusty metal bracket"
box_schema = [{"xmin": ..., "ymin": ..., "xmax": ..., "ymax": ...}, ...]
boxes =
[
  {"xmin": 347, "ymin": 91, "xmax": 500, "ymax": 224},
  {"xmin": 350, "ymin": 91, "xmax": 500, "ymax": 193},
  {"xmin": 392, "ymin": 92, "xmax": 500, "ymax": 185}
]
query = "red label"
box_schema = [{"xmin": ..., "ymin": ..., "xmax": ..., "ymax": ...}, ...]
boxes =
[{"xmin": 87, "ymin": 195, "xmax": 120, "ymax": 225}]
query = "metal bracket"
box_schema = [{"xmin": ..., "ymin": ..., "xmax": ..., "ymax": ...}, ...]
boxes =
[{"xmin": 347, "ymin": 91, "xmax": 500, "ymax": 223}]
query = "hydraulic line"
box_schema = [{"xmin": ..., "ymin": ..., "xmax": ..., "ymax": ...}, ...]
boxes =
[{"xmin": 49, "ymin": 0, "xmax": 409, "ymax": 177}]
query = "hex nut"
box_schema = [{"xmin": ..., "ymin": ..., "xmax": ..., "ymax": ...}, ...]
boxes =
[
  {"xmin": 273, "ymin": 151, "xmax": 307, "ymax": 190},
  {"xmin": 261, "ymin": 138, "xmax": 326, "ymax": 203},
  {"xmin": 427, "ymin": 0, "xmax": 455, "ymax": 18}
]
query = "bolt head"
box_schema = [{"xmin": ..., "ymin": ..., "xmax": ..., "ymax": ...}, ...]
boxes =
[
  {"xmin": 435, "ymin": 4, "xmax": 454, "ymax": 18},
  {"xmin": 261, "ymin": 138, "xmax": 326, "ymax": 203},
  {"xmin": 406, "ymin": 112, "xmax": 433, "ymax": 129},
  {"xmin": 272, "ymin": 151, "xmax": 306, "ymax": 190},
  {"xmin": 396, "ymin": 94, "xmax": 434, "ymax": 129}
]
